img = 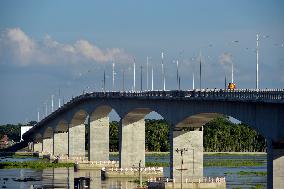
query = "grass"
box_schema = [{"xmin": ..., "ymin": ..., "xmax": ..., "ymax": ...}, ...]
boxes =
[
  {"xmin": 205, "ymin": 152, "xmax": 266, "ymax": 156},
  {"xmin": 145, "ymin": 162, "xmax": 169, "ymax": 167},
  {"xmin": 252, "ymin": 184, "xmax": 265, "ymax": 189},
  {"xmin": 225, "ymin": 171, "xmax": 267, "ymax": 176},
  {"xmin": 145, "ymin": 160, "xmax": 264, "ymax": 167},
  {"xmin": 0, "ymin": 160, "xmax": 74, "ymax": 169},
  {"xmin": 11, "ymin": 154, "xmax": 37, "ymax": 158},
  {"xmin": 204, "ymin": 160, "xmax": 264, "ymax": 167}
]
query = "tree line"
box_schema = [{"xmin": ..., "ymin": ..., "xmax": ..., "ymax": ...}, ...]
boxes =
[
  {"xmin": 0, "ymin": 117, "xmax": 266, "ymax": 152},
  {"xmin": 109, "ymin": 117, "xmax": 266, "ymax": 152}
]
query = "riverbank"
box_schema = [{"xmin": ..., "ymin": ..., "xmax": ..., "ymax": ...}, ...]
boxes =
[{"xmin": 0, "ymin": 159, "xmax": 74, "ymax": 169}]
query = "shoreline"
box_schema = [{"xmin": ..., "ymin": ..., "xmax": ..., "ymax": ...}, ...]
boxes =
[{"xmin": 110, "ymin": 151, "xmax": 266, "ymax": 156}]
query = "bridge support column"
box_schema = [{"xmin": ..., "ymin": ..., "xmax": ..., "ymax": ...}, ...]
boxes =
[
  {"xmin": 68, "ymin": 124, "xmax": 85, "ymax": 158},
  {"xmin": 88, "ymin": 116, "xmax": 109, "ymax": 161},
  {"xmin": 170, "ymin": 127, "xmax": 203, "ymax": 181},
  {"xmin": 42, "ymin": 137, "xmax": 53, "ymax": 154},
  {"xmin": 33, "ymin": 141, "xmax": 42, "ymax": 152},
  {"xmin": 53, "ymin": 132, "xmax": 68, "ymax": 156},
  {"xmin": 267, "ymin": 141, "xmax": 284, "ymax": 189},
  {"xmin": 119, "ymin": 118, "xmax": 145, "ymax": 168}
]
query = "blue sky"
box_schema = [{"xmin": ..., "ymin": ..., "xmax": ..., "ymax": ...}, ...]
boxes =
[{"xmin": 0, "ymin": 0, "xmax": 284, "ymax": 124}]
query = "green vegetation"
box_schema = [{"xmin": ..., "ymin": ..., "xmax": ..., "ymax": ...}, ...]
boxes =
[
  {"xmin": 109, "ymin": 121, "xmax": 119, "ymax": 152},
  {"xmin": 205, "ymin": 152, "xmax": 265, "ymax": 156},
  {"xmin": 204, "ymin": 160, "xmax": 264, "ymax": 167},
  {"xmin": 0, "ymin": 124, "xmax": 21, "ymax": 142},
  {"xmin": 146, "ymin": 152, "xmax": 170, "ymax": 156},
  {"xmin": 0, "ymin": 121, "xmax": 37, "ymax": 142},
  {"xmin": 145, "ymin": 159, "xmax": 264, "ymax": 167},
  {"xmin": 225, "ymin": 171, "xmax": 267, "ymax": 176},
  {"xmin": 108, "ymin": 116, "xmax": 266, "ymax": 152},
  {"xmin": 252, "ymin": 184, "xmax": 265, "ymax": 189},
  {"xmin": 11, "ymin": 154, "xmax": 36, "ymax": 158},
  {"xmin": 145, "ymin": 119, "xmax": 170, "ymax": 152},
  {"xmin": 0, "ymin": 160, "xmax": 74, "ymax": 169},
  {"xmin": 145, "ymin": 162, "xmax": 170, "ymax": 167},
  {"xmin": 204, "ymin": 117, "xmax": 266, "ymax": 152}
]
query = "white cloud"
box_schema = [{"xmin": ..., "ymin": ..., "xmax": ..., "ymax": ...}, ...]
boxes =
[
  {"xmin": 219, "ymin": 52, "xmax": 233, "ymax": 66},
  {"xmin": 0, "ymin": 28, "xmax": 131, "ymax": 66}
]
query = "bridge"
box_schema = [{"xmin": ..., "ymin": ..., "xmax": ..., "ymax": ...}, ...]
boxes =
[{"xmin": 23, "ymin": 89, "xmax": 284, "ymax": 189}]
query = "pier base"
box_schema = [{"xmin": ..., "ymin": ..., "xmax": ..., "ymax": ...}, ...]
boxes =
[{"xmin": 171, "ymin": 128, "xmax": 203, "ymax": 181}]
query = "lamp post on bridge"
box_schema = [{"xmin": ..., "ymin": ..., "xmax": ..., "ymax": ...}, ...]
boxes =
[{"xmin": 140, "ymin": 65, "xmax": 143, "ymax": 91}]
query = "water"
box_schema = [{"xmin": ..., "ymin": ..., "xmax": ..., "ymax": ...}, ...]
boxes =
[{"xmin": 0, "ymin": 154, "xmax": 267, "ymax": 188}]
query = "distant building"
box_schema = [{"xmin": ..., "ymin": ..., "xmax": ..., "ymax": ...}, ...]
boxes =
[{"xmin": 21, "ymin": 125, "xmax": 33, "ymax": 141}]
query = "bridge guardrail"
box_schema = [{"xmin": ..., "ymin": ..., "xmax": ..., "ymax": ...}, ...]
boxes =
[{"xmin": 78, "ymin": 89, "xmax": 284, "ymax": 101}]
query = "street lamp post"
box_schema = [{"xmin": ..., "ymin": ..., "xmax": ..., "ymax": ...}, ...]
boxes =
[
  {"xmin": 256, "ymin": 33, "xmax": 259, "ymax": 90},
  {"xmin": 139, "ymin": 160, "xmax": 142, "ymax": 187},
  {"xmin": 176, "ymin": 148, "xmax": 188, "ymax": 189}
]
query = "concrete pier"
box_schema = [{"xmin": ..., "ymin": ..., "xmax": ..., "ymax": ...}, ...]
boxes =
[
  {"xmin": 171, "ymin": 128, "xmax": 203, "ymax": 181},
  {"xmin": 53, "ymin": 132, "xmax": 68, "ymax": 156},
  {"xmin": 119, "ymin": 118, "xmax": 145, "ymax": 168},
  {"xmin": 42, "ymin": 137, "xmax": 53, "ymax": 154},
  {"xmin": 68, "ymin": 124, "xmax": 85, "ymax": 158},
  {"xmin": 89, "ymin": 112, "xmax": 109, "ymax": 161},
  {"xmin": 267, "ymin": 141, "xmax": 284, "ymax": 189},
  {"xmin": 33, "ymin": 141, "xmax": 42, "ymax": 152}
]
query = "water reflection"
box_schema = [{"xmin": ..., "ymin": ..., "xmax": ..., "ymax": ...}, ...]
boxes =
[
  {"xmin": 33, "ymin": 168, "xmax": 139, "ymax": 188},
  {"xmin": 0, "ymin": 154, "xmax": 267, "ymax": 188}
]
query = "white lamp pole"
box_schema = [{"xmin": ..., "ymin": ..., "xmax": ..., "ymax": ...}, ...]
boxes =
[
  {"xmin": 51, "ymin": 95, "xmax": 54, "ymax": 112},
  {"xmin": 133, "ymin": 58, "xmax": 136, "ymax": 91},
  {"xmin": 146, "ymin": 56, "xmax": 149, "ymax": 91},
  {"xmin": 151, "ymin": 66, "xmax": 154, "ymax": 91},
  {"xmin": 161, "ymin": 51, "xmax": 165, "ymax": 91},
  {"xmin": 112, "ymin": 62, "xmax": 115, "ymax": 91},
  {"xmin": 192, "ymin": 72, "xmax": 195, "ymax": 90},
  {"xmin": 256, "ymin": 33, "xmax": 259, "ymax": 90}
]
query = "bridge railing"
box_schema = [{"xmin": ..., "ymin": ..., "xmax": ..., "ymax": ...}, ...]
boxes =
[{"xmin": 78, "ymin": 89, "xmax": 284, "ymax": 101}]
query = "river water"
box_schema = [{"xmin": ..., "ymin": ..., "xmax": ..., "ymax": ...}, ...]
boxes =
[{"xmin": 0, "ymin": 154, "xmax": 266, "ymax": 189}]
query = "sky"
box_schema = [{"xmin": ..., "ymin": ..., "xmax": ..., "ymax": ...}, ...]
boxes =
[{"xmin": 0, "ymin": 0, "xmax": 284, "ymax": 124}]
